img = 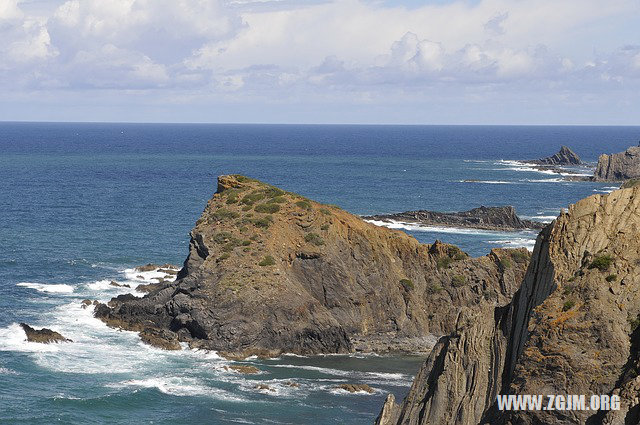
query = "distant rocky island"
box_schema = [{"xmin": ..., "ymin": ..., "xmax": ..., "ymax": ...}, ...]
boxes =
[
  {"xmin": 525, "ymin": 145, "xmax": 583, "ymax": 166},
  {"xmin": 94, "ymin": 175, "xmax": 530, "ymax": 358},
  {"xmin": 376, "ymin": 185, "xmax": 640, "ymax": 424},
  {"xmin": 364, "ymin": 206, "xmax": 546, "ymax": 231}
]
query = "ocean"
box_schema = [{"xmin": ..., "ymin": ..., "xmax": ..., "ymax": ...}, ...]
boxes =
[{"xmin": 0, "ymin": 123, "xmax": 638, "ymax": 424}]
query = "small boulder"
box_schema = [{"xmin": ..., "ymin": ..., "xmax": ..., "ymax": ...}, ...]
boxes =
[
  {"xmin": 139, "ymin": 328, "xmax": 181, "ymax": 350},
  {"xmin": 254, "ymin": 383, "xmax": 275, "ymax": 392},
  {"xmin": 81, "ymin": 299, "xmax": 92, "ymax": 309},
  {"xmin": 109, "ymin": 281, "xmax": 130, "ymax": 288},
  {"xmin": 20, "ymin": 323, "xmax": 72, "ymax": 343},
  {"xmin": 336, "ymin": 383, "xmax": 375, "ymax": 394}
]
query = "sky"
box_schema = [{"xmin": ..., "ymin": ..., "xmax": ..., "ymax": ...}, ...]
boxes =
[{"xmin": 0, "ymin": 0, "xmax": 639, "ymax": 125}]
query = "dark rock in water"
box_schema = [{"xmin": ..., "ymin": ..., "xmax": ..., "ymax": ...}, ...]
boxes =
[
  {"xmin": 94, "ymin": 175, "xmax": 530, "ymax": 357},
  {"xmin": 135, "ymin": 263, "xmax": 179, "ymax": 272},
  {"xmin": 20, "ymin": 323, "xmax": 72, "ymax": 343},
  {"xmin": 337, "ymin": 383, "xmax": 375, "ymax": 394},
  {"xmin": 81, "ymin": 299, "xmax": 92, "ymax": 309},
  {"xmin": 365, "ymin": 206, "xmax": 546, "ymax": 231},
  {"xmin": 139, "ymin": 328, "xmax": 181, "ymax": 350},
  {"xmin": 109, "ymin": 281, "xmax": 130, "ymax": 288},
  {"xmin": 594, "ymin": 145, "xmax": 640, "ymax": 181},
  {"xmin": 255, "ymin": 384, "xmax": 275, "ymax": 392},
  {"xmin": 527, "ymin": 145, "xmax": 583, "ymax": 166},
  {"xmin": 375, "ymin": 185, "xmax": 640, "ymax": 425}
]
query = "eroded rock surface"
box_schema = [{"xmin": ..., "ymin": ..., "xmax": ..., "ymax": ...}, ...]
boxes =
[
  {"xmin": 365, "ymin": 206, "xmax": 545, "ymax": 231},
  {"xmin": 594, "ymin": 145, "xmax": 640, "ymax": 181},
  {"xmin": 20, "ymin": 323, "xmax": 72, "ymax": 343},
  {"xmin": 527, "ymin": 145, "xmax": 583, "ymax": 166},
  {"xmin": 94, "ymin": 175, "xmax": 530, "ymax": 358},
  {"xmin": 376, "ymin": 186, "xmax": 640, "ymax": 425}
]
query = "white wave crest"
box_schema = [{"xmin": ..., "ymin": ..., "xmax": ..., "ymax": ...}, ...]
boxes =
[{"xmin": 16, "ymin": 282, "xmax": 74, "ymax": 294}]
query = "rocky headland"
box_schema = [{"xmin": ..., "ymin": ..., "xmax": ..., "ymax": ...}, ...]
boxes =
[
  {"xmin": 594, "ymin": 145, "xmax": 640, "ymax": 181},
  {"xmin": 94, "ymin": 175, "xmax": 530, "ymax": 358},
  {"xmin": 364, "ymin": 206, "xmax": 545, "ymax": 231},
  {"xmin": 376, "ymin": 185, "xmax": 640, "ymax": 425}
]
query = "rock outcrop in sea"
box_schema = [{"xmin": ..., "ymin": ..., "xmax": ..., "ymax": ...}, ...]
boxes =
[
  {"xmin": 376, "ymin": 185, "xmax": 640, "ymax": 425},
  {"xmin": 364, "ymin": 206, "xmax": 545, "ymax": 231},
  {"xmin": 527, "ymin": 145, "xmax": 583, "ymax": 166},
  {"xmin": 594, "ymin": 145, "xmax": 640, "ymax": 181},
  {"xmin": 20, "ymin": 323, "xmax": 72, "ymax": 343},
  {"xmin": 94, "ymin": 175, "xmax": 530, "ymax": 358}
]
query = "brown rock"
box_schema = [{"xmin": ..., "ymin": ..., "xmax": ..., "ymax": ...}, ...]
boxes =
[
  {"xmin": 20, "ymin": 323, "xmax": 72, "ymax": 343},
  {"xmin": 336, "ymin": 383, "xmax": 375, "ymax": 394},
  {"xmin": 594, "ymin": 145, "xmax": 640, "ymax": 181},
  {"xmin": 254, "ymin": 384, "xmax": 275, "ymax": 392},
  {"xmin": 94, "ymin": 175, "xmax": 529, "ymax": 357}
]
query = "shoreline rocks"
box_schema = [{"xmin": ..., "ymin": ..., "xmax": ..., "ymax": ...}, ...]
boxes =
[
  {"xmin": 364, "ymin": 206, "xmax": 546, "ymax": 231},
  {"xmin": 20, "ymin": 323, "xmax": 72, "ymax": 343}
]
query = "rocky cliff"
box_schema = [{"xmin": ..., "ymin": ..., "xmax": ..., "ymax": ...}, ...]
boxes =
[
  {"xmin": 594, "ymin": 145, "xmax": 640, "ymax": 181},
  {"xmin": 95, "ymin": 175, "xmax": 529, "ymax": 358},
  {"xmin": 376, "ymin": 186, "xmax": 640, "ymax": 425},
  {"xmin": 364, "ymin": 206, "xmax": 545, "ymax": 231},
  {"xmin": 527, "ymin": 145, "xmax": 583, "ymax": 166}
]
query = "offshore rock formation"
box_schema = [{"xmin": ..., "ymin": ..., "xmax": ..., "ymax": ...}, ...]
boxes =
[
  {"xmin": 594, "ymin": 145, "xmax": 640, "ymax": 181},
  {"xmin": 527, "ymin": 145, "xmax": 583, "ymax": 166},
  {"xmin": 20, "ymin": 323, "xmax": 72, "ymax": 343},
  {"xmin": 364, "ymin": 206, "xmax": 545, "ymax": 231},
  {"xmin": 376, "ymin": 186, "xmax": 640, "ymax": 425},
  {"xmin": 94, "ymin": 175, "xmax": 529, "ymax": 358}
]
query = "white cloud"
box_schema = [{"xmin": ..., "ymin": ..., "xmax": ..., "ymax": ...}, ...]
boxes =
[{"xmin": 0, "ymin": 0, "xmax": 639, "ymax": 123}]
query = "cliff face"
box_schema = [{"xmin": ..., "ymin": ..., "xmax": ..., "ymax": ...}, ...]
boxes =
[
  {"xmin": 365, "ymin": 206, "xmax": 545, "ymax": 231},
  {"xmin": 528, "ymin": 145, "xmax": 583, "ymax": 166},
  {"xmin": 377, "ymin": 186, "xmax": 640, "ymax": 425},
  {"xmin": 594, "ymin": 146, "xmax": 640, "ymax": 181},
  {"xmin": 95, "ymin": 175, "xmax": 529, "ymax": 358}
]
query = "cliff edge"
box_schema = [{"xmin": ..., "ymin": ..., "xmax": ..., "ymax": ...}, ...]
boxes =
[{"xmin": 376, "ymin": 185, "xmax": 640, "ymax": 424}]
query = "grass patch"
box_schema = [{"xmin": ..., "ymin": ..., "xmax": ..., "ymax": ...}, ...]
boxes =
[
  {"xmin": 436, "ymin": 257, "xmax": 453, "ymax": 270},
  {"xmin": 427, "ymin": 282, "xmax": 443, "ymax": 294},
  {"xmin": 242, "ymin": 240, "xmax": 251, "ymax": 246},
  {"xmin": 511, "ymin": 250, "xmax": 529, "ymax": 264},
  {"xmin": 263, "ymin": 186, "xmax": 286, "ymax": 198},
  {"xmin": 251, "ymin": 216, "xmax": 273, "ymax": 228},
  {"xmin": 212, "ymin": 208, "xmax": 240, "ymax": 220},
  {"xmin": 241, "ymin": 191, "xmax": 266, "ymax": 206},
  {"xmin": 267, "ymin": 196, "xmax": 286, "ymax": 204},
  {"xmin": 399, "ymin": 278, "xmax": 414, "ymax": 291},
  {"xmin": 500, "ymin": 258, "xmax": 512, "ymax": 269},
  {"xmin": 255, "ymin": 203, "xmax": 281, "ymax": 214},
  {"xmin": 629, "ymin": 315, "xmax": 640, "ymax": 331},
  {"xmin": 304, "ymin": 232, "xmax": 325, "ymax": 246},
  {"xmin": 218, "ymin": 252, "xmax": 230, "ymax": 261},
  {"xmin": 319, "ymin": 208, "xmax": 331, "ymax": 215},
  {"xmin": 606, "ymin": 274, "xmax": 618, "ymax": 282},
  {"xmin": 259, "ymin": 255, "xmax": 276, "ymax": 266},
  {"xmin": 451, "ymin": 275, "xmax": 466, "ymax": 287},
  {"xmin": 295, "ymin": 200, "xmax": 312, "ymax": 210},
  {"xmin": 212, "ymin": 232, "xmax": 234, "ymax": 244},
  {"xmin": 589, "ymin": 255, "xmax": 614, "ymax": 272},
  {"xmin": 224, "ymin": 189, "xmax": 242, "ymax": 204},
  {"xmin": 320, "ymin": 224, "xmax": 329, "ymax": 231},
  {"xmin": 562, "ymin": 300, "xmax": 575, "ymax": 312}
]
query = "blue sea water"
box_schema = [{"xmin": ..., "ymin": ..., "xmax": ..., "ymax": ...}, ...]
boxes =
[{"xmin": 0, "ymin": 123, "xmax": 638, "ymax": 424}]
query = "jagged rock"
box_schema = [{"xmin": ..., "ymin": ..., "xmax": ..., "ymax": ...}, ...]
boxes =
[
  {"xmin": 20, "ymin": 323, "xmax": 72, "ymax": 343},
  {"xmin": 337, "ymin": 383, "xmax": 375, "ymax": 393},
  {"xmin": 621, "ymin": 178, "xmax": 640, "ymax": 189},
  {"xmin": 376, "ymin": 185, "xmax": 640, "ymax": 425},
  {"xmin": 365, "ymin": 206, "xmax": 545, "ymax": 231},
  {"xmin": 527, "ymin": 145, "xmax": 583, "ymax": 166},
  {"xmin": 81, "ymin": 299, "xmax": 92, "ymax": 309},
  {"xmin": 285, "ymin": 381, "xmax": 300, "ymax": 388},
  {"xmin": 225, "ymin": 364, "xmax": 261, "ymax": 374},
  {"xmin": 109, "ymin": 281, "xmax": 130, "ymax": 288},
  {"xmin": 594, "ymin": 146, "xmax": 640, "ymax": 181},
  {"xmin": 94, "ymin": 175, "xmax": 529, "ymax": 357}
]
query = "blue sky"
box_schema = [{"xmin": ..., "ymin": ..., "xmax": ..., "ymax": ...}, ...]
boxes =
[{"xmin": 1, "ymin": 0, "xmax": 639, "ymax": 124}]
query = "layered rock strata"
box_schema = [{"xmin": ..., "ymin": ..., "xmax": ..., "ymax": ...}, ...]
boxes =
[{"xmin": 95, "ymin": 175, "xmax": 529, "ymax": 358}]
